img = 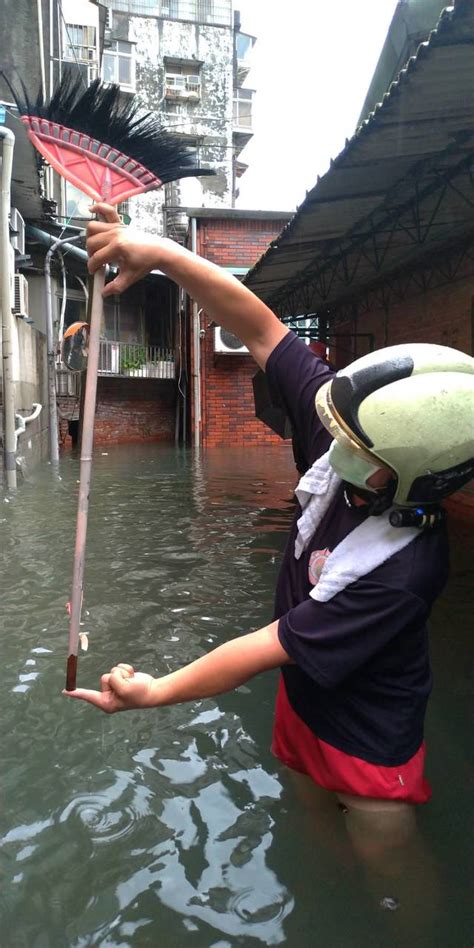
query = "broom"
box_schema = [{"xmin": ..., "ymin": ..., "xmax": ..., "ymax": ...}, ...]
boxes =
[{"xmin": 4, "ymin": 73, "xmax": 214, "ymax": 691}]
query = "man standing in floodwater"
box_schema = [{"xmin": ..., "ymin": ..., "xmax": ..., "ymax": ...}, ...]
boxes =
[{"xmin": 65, "ymin": 204, "xmax": 474, "ymax": 859}]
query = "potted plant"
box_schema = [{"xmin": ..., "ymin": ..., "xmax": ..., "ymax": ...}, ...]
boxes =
[{"xmin": 121, "ymin": 347, "xmax": 147, "ymax": 377}]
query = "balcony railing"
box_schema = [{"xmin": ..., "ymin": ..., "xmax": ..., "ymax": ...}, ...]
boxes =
[
  {"xmin": 102, "ymin": 1, "xmax": 232, "ymax": 26},
  {"xmin": 55, "ymin": 344, "xmax": 175, "ymax": 401},
  {"xmin": 99, "ymin": 342, "xmax": 175, "ymax": 378}
]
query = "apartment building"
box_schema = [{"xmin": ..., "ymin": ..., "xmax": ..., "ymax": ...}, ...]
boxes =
[
  {"xmin": 65, "ymin": 1, "xmax": 255, "ymax": 237},
  {"xmin": 0, "ymin": 0, "xmax": 257, "ymax": 473}
]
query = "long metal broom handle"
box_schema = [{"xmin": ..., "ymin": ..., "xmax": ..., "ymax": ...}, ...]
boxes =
[{"xmin": 65, "ymin": 265, "xmax": 105, "ymax": 691}]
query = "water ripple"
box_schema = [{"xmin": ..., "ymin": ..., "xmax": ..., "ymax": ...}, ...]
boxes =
[{"xmin": 2, "ymin": 444, "xmax": 471, "ymax": 947}]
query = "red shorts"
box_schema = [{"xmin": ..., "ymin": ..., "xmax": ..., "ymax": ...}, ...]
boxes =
[{"xmin": 272, "ymin": 676, "xmax": 431, "ymax": 804}]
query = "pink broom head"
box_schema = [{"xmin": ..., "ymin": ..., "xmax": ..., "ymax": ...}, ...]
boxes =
[{"xmin": 2, "ymin": 72, "xmax": 215, "ymax": 204}]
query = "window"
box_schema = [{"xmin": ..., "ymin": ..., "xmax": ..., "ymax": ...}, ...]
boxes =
[
  {"xmin": 165, "ymin": 62, "xmax": 201, "ymax": 99},
  {"xmin": 64, "ymin": 24, "xmax": 97, "ymax": 62},
  {"xmin": 235, "ymin": 32, "xmax": 255, "ymax": 83},
  {"xmin": 233, "ymin": 88, "xmax": 253, "ymax": 129},
  {"xmin": 102, "ymin": 41, "xmax": 135, "ymax": 91},
  {"xmin": 104, "ymin": 298, "xmax": 144, "ymax": 344},
  {"xmin": 235, "ymin": 33, "xmax": 254, "ymax": 63},
  {"xmin": 165, "ymin": 100, "xmax": 189, "ymax": 117},
  {"xmin": 65, "ymin": 182, "xmax": 93, "ymax": 220},
  {"xmin": 63, "ymin": 23, "xmax": 98, "ymax": 84},
  {"xmin": 162, "ymin": 1, "xmax": 231, "ymax": 24}
]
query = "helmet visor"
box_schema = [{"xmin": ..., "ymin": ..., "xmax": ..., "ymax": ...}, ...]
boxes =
[
  {"xmin": 328, "ymin": 440, "xmax": 382, "ymax": 491},
  {"xmin": 315, "ymin": 380, "xmax": 383, "ymax": 468}
]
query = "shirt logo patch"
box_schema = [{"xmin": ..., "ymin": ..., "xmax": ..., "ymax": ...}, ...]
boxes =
[{"xmin": 308, "ymin": 548, "xmax": 331, "ymax": 586}]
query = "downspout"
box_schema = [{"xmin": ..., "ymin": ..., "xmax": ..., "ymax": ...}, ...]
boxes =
[
  {"xmin": 26, "ymin": 227, "xmax": 90, "ymax": 463},
  {"xmin": 44, "ymin": 234, "xmax": 81, "ymax": 465},
  {"xmin": 37, "ymin": 0, "xmax": 47, "ymax": 100},
  {"xmin": 49, "ymin": 0, "xmax": 54, "ymax": 96},
  {"xmin": 27, "ymin": 225, "xmax": 89, "ymax": 265},
  {"xmin": 0, "ymin": 126, "xmax": 17, "ymax": 489},
  {"xmin": 190, "ymin": 216, "xmax": 201, "ymax": 449},
  {"xmin": 15, "ymin": 403, "xmax": 42, "ymax": 450}
]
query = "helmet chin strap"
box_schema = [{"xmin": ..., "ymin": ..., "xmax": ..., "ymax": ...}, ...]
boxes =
[{"xmin": 343, "ymin": 480, "xmax": 396, "ymax": 516}]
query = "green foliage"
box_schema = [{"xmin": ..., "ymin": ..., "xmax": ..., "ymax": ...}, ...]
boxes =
[{"xmin": 120, "ymin": 347, "xmax": 147, "ymax": 373}]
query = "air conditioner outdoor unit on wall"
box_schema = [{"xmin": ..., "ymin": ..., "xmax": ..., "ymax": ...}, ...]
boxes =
[
  {"xmin": 214, "ymin": 326, "xmax": 249, "ymax": 354},
  {"xmin": 10, "ymin": 207, "xmax": 25, "ymax": 255},
  {"xmin": 9, "ymin": 244, "xmax": 15, "ymax": 297},
  {"xmin": 13, "ymin": 274, "xmax": 29, "ymax": 318}
]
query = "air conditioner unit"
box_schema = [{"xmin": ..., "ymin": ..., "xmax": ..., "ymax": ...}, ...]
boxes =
[
  {"xmin": 13, "ymin": 274, "xmax": 29, "ymax": 318},
  {"xmin": 10, "ymin": 207, "xmax": 25, "ymax": 255},
  {"xmin": 214, "ymin": 326, "xmax": 249, "ymax": 354},
  {"xmin": 9, "ymin": 244, "xmax": 15, "ymax": 297}
]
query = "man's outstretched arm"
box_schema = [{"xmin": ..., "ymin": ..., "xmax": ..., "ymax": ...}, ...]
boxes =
[
  {"xmin": 64, "ymin": 620, "xmax": 291, "ymax": 713},
  {"xmin": 86, "ymin": 203, "xmax": 289, "ymax": 370}
]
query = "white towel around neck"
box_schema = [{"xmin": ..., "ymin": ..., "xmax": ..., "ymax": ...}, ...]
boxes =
[{"xmin": 294, "ymin": 452, "xmax": 419, "ymax": 602}]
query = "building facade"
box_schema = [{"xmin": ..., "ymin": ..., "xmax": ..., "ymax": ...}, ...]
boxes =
[
  {"xmin": 185, "ymin": 209, "xmax": 292, "ymax": 449},
  {"xmin": 1, "ymin": 0, "xmax": 259, "ymax": 479}
]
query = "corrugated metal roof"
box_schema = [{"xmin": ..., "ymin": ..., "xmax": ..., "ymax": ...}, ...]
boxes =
[{"xmin": 244, "ymin": 0, "xmax": 474, "ymax": 315}]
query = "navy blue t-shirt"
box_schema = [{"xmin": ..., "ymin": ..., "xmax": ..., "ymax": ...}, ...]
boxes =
[{"xmin": 266, "ymin": 332, "xmax": 450, "ymax": 766}]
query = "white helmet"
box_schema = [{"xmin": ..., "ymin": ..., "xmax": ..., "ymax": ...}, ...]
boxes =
[{"xmin": 315, "ymin": 343, "xmax": 474, "ymax": 512}]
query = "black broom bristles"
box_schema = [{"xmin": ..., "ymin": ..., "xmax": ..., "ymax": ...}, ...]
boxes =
[{"xmin": 2, "ymin": 71, "xmax": 215, "ymax": 184}]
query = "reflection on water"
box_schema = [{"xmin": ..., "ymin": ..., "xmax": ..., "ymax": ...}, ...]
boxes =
[{"xmin": 0, "ymin": 444, "xmax": 472, "ymax": 947}]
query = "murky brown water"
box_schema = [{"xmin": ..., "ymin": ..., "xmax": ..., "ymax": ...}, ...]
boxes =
[{"xmin": 1, "ymin": 444, "xmax": 472, "ymax": 947}]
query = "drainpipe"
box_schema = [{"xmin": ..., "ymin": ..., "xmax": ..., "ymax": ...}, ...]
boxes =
[
  {"xmin": 44, "ymin": 234, "xmax": 81, "ymax": 464},
  {"xmin": 49, "ymin": 0, "xmax": 54, "ymax": 96},
  {"xmin": 190, "ymin": 216, "xmax": 201, "ymax": 449},
  {"xmin": 0, "ymin": 125, "xmax": 16, "ymax": 489},
  {"xmin": 37, "ymin": 0, "xmax": 47, "ymax": 100},
  {"xmin": 15, "ymin": 403, "xmax": 42, "ymax": 450},
  {"xmin": 26, "ymin": 225, "xmax": 89, "ymax": 265}
]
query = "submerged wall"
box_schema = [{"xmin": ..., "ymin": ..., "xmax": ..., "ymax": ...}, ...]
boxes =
[
  {"xmin": 332, "ymin": 241, "xmax": 474, "ymax": 520},
  {"xmin": 6, "ymin": 321, "xmax": 49, "ymax": 478},
  {"xmin": 93, "ymin": 377, "xmax": 176, "ymax": 445}
]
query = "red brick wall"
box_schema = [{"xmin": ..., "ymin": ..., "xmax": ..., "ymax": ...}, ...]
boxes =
[
  {"xmin": 330, "ymin": 254, "xmax": 474, "ymax": 518},
  {"xmin": 93, "ymin": 378, "xmax": 176, "ymax": 444},
  {"xmin": 198, "ymin": 218, "xmax": 288, "ymax": 268},
  {"xmin": 192, "ymin": 216, "xmax": 291, "ymax": 448},
  {"xmin": 331, "ymin": 263, "xmax": 473, "ymax": 368}
]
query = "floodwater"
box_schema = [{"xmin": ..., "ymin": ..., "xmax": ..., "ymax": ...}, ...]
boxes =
[{"xmin": 1, "ymin": 444, "xmax": 472, "ymax": 948}]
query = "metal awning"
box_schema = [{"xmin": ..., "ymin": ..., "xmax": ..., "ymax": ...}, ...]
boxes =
[{"xmin": 244, "ymin": 0, "xmax": 474, "ymax": 318}]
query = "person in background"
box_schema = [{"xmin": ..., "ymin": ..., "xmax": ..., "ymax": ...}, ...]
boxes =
[{"xmin": 65, "ymin": 204, "xmax": 474, "ymax": 902}]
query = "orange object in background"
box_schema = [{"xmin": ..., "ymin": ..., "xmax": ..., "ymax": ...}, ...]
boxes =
[{"xmin": 61, "ymin": 321, "xmax": 90, "ymax": 373}]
